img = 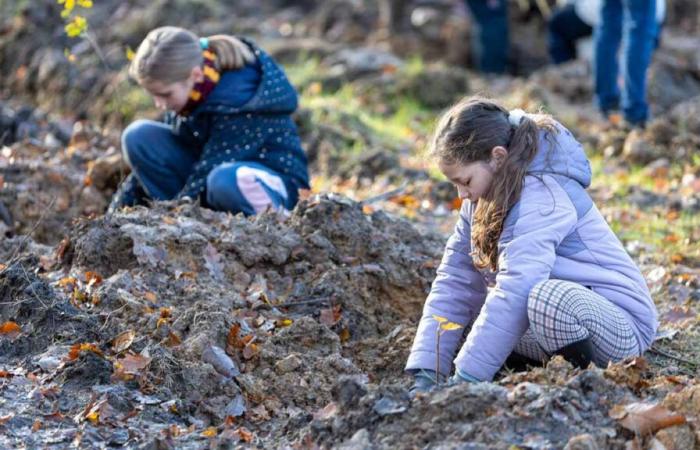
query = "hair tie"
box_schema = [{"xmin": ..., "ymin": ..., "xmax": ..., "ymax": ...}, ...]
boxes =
[
  {"xmin": 508, "ymin": 109, "xmax": 526, "ymax": 127},
  {"xmin": 199, "ymin": 37, "xmax": 209, "ymax": 50}
]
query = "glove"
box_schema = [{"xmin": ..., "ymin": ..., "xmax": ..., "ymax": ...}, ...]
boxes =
[
  {"xmin": 409, "ymin": 369, "xmax": 440, "ymax": 396},
  {"xmin": 449, "ymin": 367, "xmax": 480, "ymax": 385}
]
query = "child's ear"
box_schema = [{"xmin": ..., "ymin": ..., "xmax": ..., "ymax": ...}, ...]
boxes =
[
  {"xmin": 190, "ymin": 65, "xmax": 204, "ymax": 83},
  {"xmin": 490, "ymin": 146, "xmax": 508, "ymax": 169}
]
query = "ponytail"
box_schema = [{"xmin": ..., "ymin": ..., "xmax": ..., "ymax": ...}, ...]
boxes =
[{"xmin": 206, "ymin": 35, "xmax": 256, "ymax": 71}]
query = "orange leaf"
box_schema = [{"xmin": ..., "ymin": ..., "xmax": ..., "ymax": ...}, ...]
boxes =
[
  {"xmin": 610, "ymin": 402, "xmax": 686, "ymax": 435},
  {"xmin": 449, "ymin": 197, "xmax": 463, "ymax": 211},
  {"xmin": 144, "ymin": 291, "xmax": 157, "ymax": 303},
  {"xmin": 201, "ymin": 427, "xmax": 218, "ymax": 437},
  {"xmin": 32, "ymin": 419, "xmax": 42, "ymax": 431},
  {"xmin": 68, "ymin": 343, "xmax": 103, "ymax": 360},
  {"xmin": 234, "ymin": 427, "xmax": 253, "ymax": 443},
  {"xmin": 84, "ymin": 271, "xmax": 102, "ymax": 286},
  {"xmin": 0, "ymin": 321, "xmax": 21, "ymax": 339},
  {"xmin": 58, "ymin": 277, "xmax": 78, "ymax": 289},
  {"xmin": 0, "ymin": 370, "xmax": 11, "ymax": 378}
]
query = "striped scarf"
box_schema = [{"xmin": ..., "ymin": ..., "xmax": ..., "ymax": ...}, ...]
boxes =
[{"xmin": 179, "ymin": 50, "xmax": 220, "ymax": 116}]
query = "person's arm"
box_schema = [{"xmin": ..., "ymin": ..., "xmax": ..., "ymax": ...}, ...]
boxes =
[
  {"xmin": 405, "ymin": 201, "xmax": 488, "ymax": 377},
  {"xmin": 453, "ymin": 176, "xmax": 578, "ymax": 381},
  {"xmin": 174, "ymin": 114, "xmax": 262, "ymax": 201}
]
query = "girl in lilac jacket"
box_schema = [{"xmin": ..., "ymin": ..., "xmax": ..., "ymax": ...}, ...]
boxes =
[{"xmin": 406, "ymin": 97, "xmax": 658, "ymax": 389}]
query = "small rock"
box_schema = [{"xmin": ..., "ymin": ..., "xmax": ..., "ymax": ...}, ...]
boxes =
[
  {"xmin": 223, "ymin": 394, "xmax": 246, "ymax": 417},
  {"xmin": 373, "ymin": 396, "xmax": 407, "ymax": 416},
  {"xmin": 337, "ymin": 428, "xmax": 372, "ymax": 450},
  {"xmin": 275, "ymin": 353, "xmax": 303, "ymax": 374},
  {"xmin": 201, "ymin": 345, "xmax": 240, "ymax": 378},
  {"xmin": 654, "ymin": 424, "xmax": 696, "ymax": 450}
]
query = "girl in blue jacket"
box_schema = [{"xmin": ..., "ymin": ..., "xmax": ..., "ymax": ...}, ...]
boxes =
[{"xmin": 109, "ymin": 26, "xmax": 310, "ymax": 215}]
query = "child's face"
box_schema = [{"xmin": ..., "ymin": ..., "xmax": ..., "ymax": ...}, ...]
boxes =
[
  {"xmin": 142, "ymin": 66, "xmax": 203, "ymax": 113},
  {"xmin": 439, "ymin": 146, "xmax": 507, "ymax": 202}
]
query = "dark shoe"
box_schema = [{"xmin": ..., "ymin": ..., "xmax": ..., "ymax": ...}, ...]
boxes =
[
  {"xmin": 503, "ymin": 352, "xmax": 542, "ymax": 372},
  {"xmin": 554, "ymin": 338, "xmax": 595, "ymax": 369}
]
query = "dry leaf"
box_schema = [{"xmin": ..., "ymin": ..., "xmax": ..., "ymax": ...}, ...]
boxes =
[
  {"xmin": 610, "ymin": 402, "xmax": 686, "ymax": 435},
  {"xmin": 441, "ymin": 322, "xmax": 462, "ymax": 331},
  {"xmin": 67, "ymin": 343, "xmax": 103, "ymax": 360},
  {"xmin": 166, "ymin": 331, "xmax": 181, "ymax": 347},
  {"xmin": 319, "ymin": 305, "xmax": 341, "ymax": 326},
  {"xmin": 663, "ymin": 306, "xmax": 695, "ymax": 325},
  {"xmin": 32, "ymin": 419, "xmax": 42, "ymax": 432},
  {"xmin": 111, "ymin": 330, "xmax": 135, "ymax": 353},
  {"xmin": 0, "ymin": 321, "xmax": 21, "ymax": 339},
  {"xmin": 84, "ymin": 271, "xmax": 102, "ymax": 286},
  {"xmin": 201, "ymin": 427, "xmax": 218, "ymax": 437},
  {"xmin": 113, "ymin": 353, "xmax": 151, "ymax": 380},
  {"xmin": 144, "ymin": 291, "xmax": 157, "ymax": 302},
  {"xmin": 339, "ymin": 327, "xmax": 351, "ymax": 343},
  {"xmin": 233, "ymin": 427, "xmax": 253, "ymax": 443},
  {"xmin": 242, "ymin": 342, "xmax": 259, "ymax": 360}
]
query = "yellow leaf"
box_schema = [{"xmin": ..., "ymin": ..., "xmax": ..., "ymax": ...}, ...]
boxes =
[
  {"xmin": 125, "ymin": 46, "xmax": 135, "ymax": 61},
  {"xmin": 201, "ymin": 427, "xmax": 218, "ymax": 437},
  {"xmin": 86, "ymin": 410, "xmax": 99, "ymax": 423},
  {"xmin": 431, "ymin": 315, "xmax": 447, "ymax": 324},
  {"xmin": 276, "ymin": 318, "xmax": 293, "ymax": 327},
  {"xmin": 441, "ymin": 322, "xmax": 462, "ymax": 331},
  {"xmin": 77, "ymin": 0, "xmax": 93, "ymax": 7},
  {"xmin": 65, "ymin": 16, "xmax": 87, "ymax": 38}
]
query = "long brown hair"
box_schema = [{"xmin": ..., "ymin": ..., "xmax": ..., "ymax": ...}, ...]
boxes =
[
  {"xmin": 430, "ymin": 96, "xmax": 556, "ymax": 271},
  {"xmin": 129, "ymin": 26, "xmax": 255, "ymax": 84}
]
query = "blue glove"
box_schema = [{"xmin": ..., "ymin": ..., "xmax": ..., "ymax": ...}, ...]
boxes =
[
  {"xmin": 409, "ymin": 369, "xmax": 440, "ymax": 396},
  {"xmin": 449, "ymin": 367, "xmax": 480, "ymax": 385}
]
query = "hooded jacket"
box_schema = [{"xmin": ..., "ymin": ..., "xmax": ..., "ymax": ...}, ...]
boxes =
[
  {"xmin": 172, "ymin": 38, "xmax": 310, "ymax": 204},
  {"xmin": 405, "ymin": 119, "xmax": 658, "ymax": 381}
]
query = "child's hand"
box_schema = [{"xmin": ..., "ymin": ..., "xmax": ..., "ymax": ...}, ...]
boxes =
[{"xmin": 409, "ymin": 369, "xmax": 439, "ymax": 396}]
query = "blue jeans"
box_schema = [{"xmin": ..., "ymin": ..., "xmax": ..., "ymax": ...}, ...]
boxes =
[
  {"xmin": 548, "ymin": 4, "xmax": 593, "ymax": 64},
  {"xmin": 465, "ymin": 0, "xmax": 509, "ymax": 74},
  {"xmin": 594, "ymin": 0, "xmax": 657, "ymax": 125},
  {"xmin": 121, "ymin": 119, "xmax": 294, "ymax": 215}
]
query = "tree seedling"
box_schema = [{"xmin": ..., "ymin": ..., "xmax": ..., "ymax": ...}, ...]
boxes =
[{"xmin": 431, "ymin": 314, "xmax": 463, "ymax": 384}]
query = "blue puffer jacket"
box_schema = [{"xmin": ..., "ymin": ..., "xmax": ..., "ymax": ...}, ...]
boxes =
[{"xmin": 173, "ymin": 38, "xmax": 310, "ymax": 203}]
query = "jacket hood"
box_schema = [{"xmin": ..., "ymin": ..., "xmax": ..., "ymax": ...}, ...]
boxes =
[
  {"xmin": 200, "ymin": 38, "xmax": 298, "ymax": 115},
  {"xmin": 526, "ymin": 118, "xmax": 591, "ymax": 189}
]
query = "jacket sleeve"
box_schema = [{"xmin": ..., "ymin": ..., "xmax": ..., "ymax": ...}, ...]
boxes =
[
  {"xmin": 453, "ymin": 176, "xmax": 578, "ymax": 381},
  {"xmin": 405, "ymin": 201, "xmax": 488, "ymax": 377},
  {"xmin": 175, "ymin": 114, "xmax": 262, "ymax": 201}
]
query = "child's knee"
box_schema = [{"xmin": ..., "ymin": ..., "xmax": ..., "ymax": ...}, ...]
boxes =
[
  {"xmin": 121, "ymin": 119, "xmax": 153, "ymax": 165},
  {"xmin": 526, "ymin": 279, "xmax": 565, "ymax": 323},
  {"xmin": 206, "ymin": 163, "xmax": 245, "ymax": 209}
]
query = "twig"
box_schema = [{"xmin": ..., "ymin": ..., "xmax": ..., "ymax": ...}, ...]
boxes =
[
  {"xmin": 359, "ymin": 181, "xmax": 409, "ymax": 206},
  {"xmin": 649, "ymin": 345, "xmax": 699, "ymax": 368},
  {"xmin": 279, "ymin": 297, "xmax": 333, "ymax": 308},
  {"xmin": 83, "ymin": 31, "xmax": 112, "ymax": 72}
]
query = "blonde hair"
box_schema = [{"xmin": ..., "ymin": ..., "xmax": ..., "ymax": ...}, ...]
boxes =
[
  {"xmin": 129, "ymin": 26, "xmax": 256, "ymax": 84},
  {"xmin": 430, "ymin": 96, "xmax": 557, "ymax": 271}
]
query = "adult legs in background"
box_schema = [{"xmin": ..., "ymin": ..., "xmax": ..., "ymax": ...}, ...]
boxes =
[
  {"xmin": 594, "ymin": 0, "xmax": 623, "ymax": 117},
  {"xmin": 620, "ymin": 0, "xmax": 656, "ymax": 125},
  {"xmin": 465, "ymin": 0, "xmax": 509, "ymax": 74},
  {"xmin": 548, "ymin": 4, "xmax": 593, "ymax": 64}
]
